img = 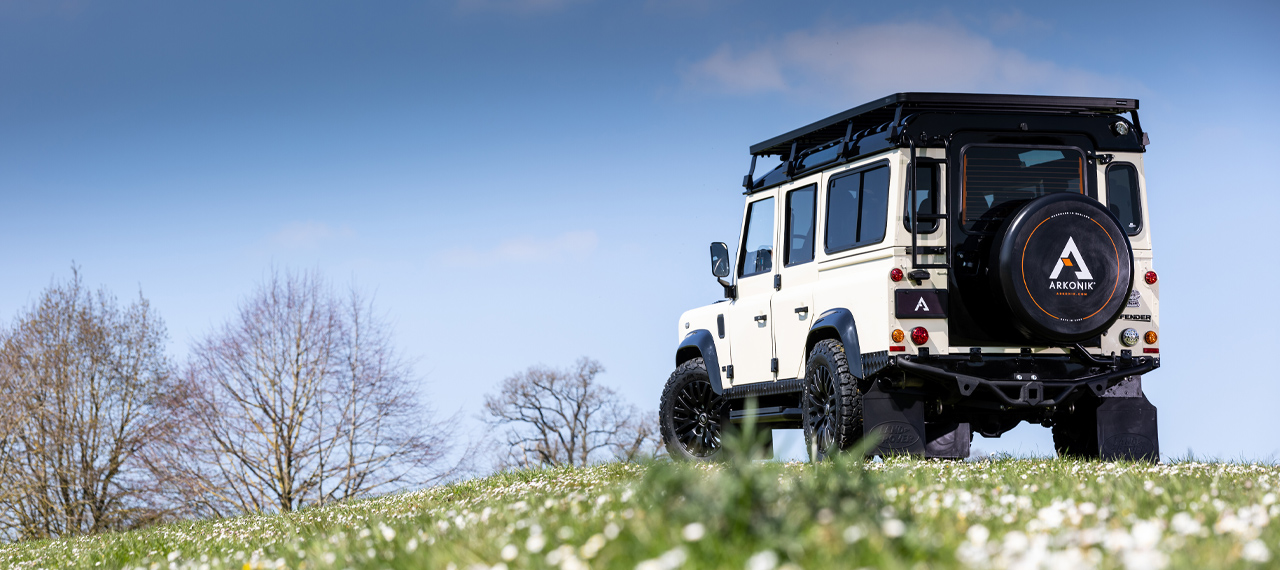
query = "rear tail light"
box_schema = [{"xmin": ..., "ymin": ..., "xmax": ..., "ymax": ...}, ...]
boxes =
[
  {"xmin": 910, "ymin": 327, "xmax": 929, "ymax": 345},
  {"xmin": 1143, "ymin": 348, "xmax": 1160, "ymax": 354},
  {"xmin": 1144, "ymin": 271, "xmax": 1158, "ymax": 285},
  {"xmin": 889, "ymin": 268, "xmax": 904, "ymax": 282},
  {"xmin": 1144, "ymin": 331, "xmax": 1158, "ymax": 344},
  {"xmin": 889, "ymin": 346, "xmax": 906, "ymax": 352},
  {"xmin": 891, "ymin": 329, "xmax": 905, "ymax": 343}
]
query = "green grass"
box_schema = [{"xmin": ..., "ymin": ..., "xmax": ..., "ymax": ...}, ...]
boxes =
[{"xmin": 2, "ymin": 448, "xmax": 1278, "ymax": 569}]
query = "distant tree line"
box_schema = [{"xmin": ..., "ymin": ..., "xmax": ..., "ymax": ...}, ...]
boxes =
[{"xmin": 0, "ymin": 267, "xmax": 658, "ymax": 542}]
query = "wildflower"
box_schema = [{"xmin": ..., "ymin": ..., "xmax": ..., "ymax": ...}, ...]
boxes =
[
  {"xmin": 526, "ymin": 534, "xmax": 546, "ymax": 553},
  {"xmin": 604, "ymin": 523, "xmax": 621, "ymax": 540},
  {"xmin": 1242, "ymin": 539, "xmax": 1271, "ymax": 563},
  {"xmin": 501, "ymin": 544, "xmax": 518, "ymax": 561},
  {"xmin": 882, "ymin": 519, "xmax": 905, "ymax": 538},
  {"xmin": 842, "ymin": 525, "xmax": 865, "ymax": 544},
  {"xmin": 746, "ymin": 550, "xmax": 778, "ymax": 570},
  {"xmin": 682, "ymin": 523, "xmax": 706, "ymax": 542},
  {"xmin": 966, "ymin": 524, "xmax": 989, "ymax": 545},
  {"xmin": 581, "ymin": 534, "xmax": 607, "ymax": 559},
  {"xmin": 635, "ymin": 547, "xmax": 686, "ymax": 570},
  {"xmin": 1170, "ymin": 512, "xmax": 1202, "ymax": 536}
]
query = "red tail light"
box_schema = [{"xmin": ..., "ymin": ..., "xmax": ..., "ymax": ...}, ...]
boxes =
[
  {"xmin": 910, "ymin": 326, "xmax": 929, "ymax": 345},
  {"xmin": 889, "ymin": 268, "xmax": 904, "ymax": 282},
  {"xmin": 1144, "ymin": 271, "xmax": 1158, "ymax": 285}
]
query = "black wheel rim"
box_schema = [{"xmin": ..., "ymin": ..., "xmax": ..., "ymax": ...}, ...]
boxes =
[
  {"xmin": 804, "ymin": 365, "xmax": 839, "ymax": 458},
  {"xmin": 671, "ymin": 379, "xmax": 727, "ymax": 458}
]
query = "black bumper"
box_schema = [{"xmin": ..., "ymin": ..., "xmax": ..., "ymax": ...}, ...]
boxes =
[{"xmin": 893, "ymin": 349, "xmax": 1159, "ymax": 408}]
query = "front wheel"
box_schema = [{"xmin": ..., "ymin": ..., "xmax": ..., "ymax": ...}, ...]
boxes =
[
  {"xmin": 659, "ymin": 358, "xmax": 729, "ymax": 462},
  {"xmin": 801, "ymin": 339, "xmax": 863, "ymax": 462}
]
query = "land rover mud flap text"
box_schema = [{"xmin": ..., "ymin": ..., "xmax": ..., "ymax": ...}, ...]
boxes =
[
  {"xmin": 1097, "ymin": 394, "xmax": 1160, "ymax": 461},
  {"xmin": 862, "ymin": 381, "xmax": 924, "ymax": 457}
]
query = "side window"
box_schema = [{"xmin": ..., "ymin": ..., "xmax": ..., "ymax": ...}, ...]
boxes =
[
  {"xmin": 1106, "ymin": 163, "xmax": 1142, "ymax": 235},
  {"xmin": 826, "ymin": 164, "xmax": 890, "ymax": 253},
  {"xmin": 904, "ymin": 163, "xmax": 940, "ymax": 233},
  {"xmin": 785, "ymin": 185, "xmax": 816, "ymax": 266},
  {"xmin": 739, "ymin": 197, "xmax": 775, "ymax": 278}
]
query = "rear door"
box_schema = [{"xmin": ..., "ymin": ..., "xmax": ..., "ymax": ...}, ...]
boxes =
[{"xmin": 772, "ymin": 183, "xmax": 818, "ymax": 379}]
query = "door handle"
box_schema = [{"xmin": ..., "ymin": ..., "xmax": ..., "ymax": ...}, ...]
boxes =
[
  {"xmin": 794, "ymin": 306, "xmax": 809, "ymax": 314},
  {"xmin": 754, "ymin": 315, "xmax": 768, "ymax": 323}
]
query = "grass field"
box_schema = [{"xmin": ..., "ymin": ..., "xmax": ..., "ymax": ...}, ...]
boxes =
[{"xmin": 2, "ymin": 443, "xmax": 1277, "ymax": 570}]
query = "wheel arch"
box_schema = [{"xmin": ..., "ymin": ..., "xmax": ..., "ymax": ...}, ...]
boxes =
[
  {"xmin": 676, "ymin": 329, "xmax": 724, "ymax": 394},
  {"xmin": 805, "ymin": 308, "xmax": 865, "ymax": 379}
]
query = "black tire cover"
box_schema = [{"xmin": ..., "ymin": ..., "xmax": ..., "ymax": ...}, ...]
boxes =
[{"xmin": 992, "ymin": 193, "xmax": 1133, "ymax": 343}]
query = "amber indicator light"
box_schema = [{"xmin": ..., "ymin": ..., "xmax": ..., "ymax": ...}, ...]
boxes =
[
  {"xmin": 891, "ymin": 329, "xmax": 905, "ymax": 343},
  {"xmin": 1144, "ymin": 331, "xmax": 1158, "ymax": 344}
]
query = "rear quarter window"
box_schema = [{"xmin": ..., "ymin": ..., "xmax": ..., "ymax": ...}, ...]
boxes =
[{"xmin": 1106, "ymin": 163, "xmax": 1143, "ymax": 235}]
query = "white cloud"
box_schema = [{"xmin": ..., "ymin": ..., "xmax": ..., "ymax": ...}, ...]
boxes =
[
  {"xmin": 683, "ymin": 21, "xmax": 1142, "ymax": 100},
  {"xmin": 438, "ymin": 230, "xmax": 598, "ymax": 267},
  {"xmin": 270, "ymin": 221, "xmax": 355, "ymax": 249}
]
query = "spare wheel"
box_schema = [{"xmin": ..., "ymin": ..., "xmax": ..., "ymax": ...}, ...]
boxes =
[{"xmin": 991, "ymin": 193, "xmax": 1133, "ymax": 343}]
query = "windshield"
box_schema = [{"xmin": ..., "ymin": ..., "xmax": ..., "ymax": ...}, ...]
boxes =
[{"xmin": 961, "ymin": 146, "xmax": 1084, "ymax": 232}]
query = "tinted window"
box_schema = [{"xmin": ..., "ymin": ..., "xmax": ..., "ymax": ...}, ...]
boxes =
[
  {"xmin": 740, "ymin": 197, "xmax": 775, "ymax": 277},
  {"xmin": 826, "ymin": 164, "xmax": 890, "ymax": 252},
  {"xmin": 904, "ymin": 163, "xmax": 940, "ymax": 233},
  {"xmin": 785, "ymin": 185, "xmax": 816, "ymax": 265},
  {"xmin": 962, "ymin": 146, "xmax": 1084, "ymax": 232},
  {"xmin": 1106, "ymin": 163, "xmax": 1142, "ymax": 235}
]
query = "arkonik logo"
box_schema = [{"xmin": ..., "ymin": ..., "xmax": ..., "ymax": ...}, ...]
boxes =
[{"xmin": 1047, "ymin": 237, "xmax": 1095, "ymax": 290}]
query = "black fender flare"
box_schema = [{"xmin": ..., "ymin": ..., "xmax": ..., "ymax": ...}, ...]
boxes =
[
  {"xmin": 806, "ymin": 308, "xmax": 864, "ymax": 379},
  {"xmin": 676, "ymin": 329, "xmax": 724, "ymax": 394}
]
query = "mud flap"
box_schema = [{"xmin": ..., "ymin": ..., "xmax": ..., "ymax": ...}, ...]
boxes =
[
  {"xmin": 862, "ymin": 382, "xmax": 925, "ymax": 457},
  {"xmin": 925, "ymin": 422, "xmax": 971, "ymax": 460},
  {"xmin": 1096, "ymin": 392, "xmax": 1159, "ymax": 462}
]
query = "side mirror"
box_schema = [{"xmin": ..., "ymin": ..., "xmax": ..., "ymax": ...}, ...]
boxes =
[
  {"xmin": 710, "ymin": 242, "xmax": 736, "ymax": 299},
  {"xmin": 710, "ymin": 242, "xmax": 731, "ymax": 278}
]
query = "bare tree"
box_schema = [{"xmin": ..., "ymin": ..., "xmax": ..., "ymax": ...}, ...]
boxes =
[
  {"xmin": 483, "ymin": 358, "xmax": 659, "ymax": 468},
  {"xmin": 0, "ymin": 269, "xmax": 175, "ymax": 540},
  {"xmin": 153, "ymin": 270, "xmax": 457, "ymax": 516}
]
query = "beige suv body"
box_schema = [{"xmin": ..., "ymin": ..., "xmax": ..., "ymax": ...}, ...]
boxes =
[{"xmin": 660, "ymin": 93, "xmax": 1160, "ymax": 462}]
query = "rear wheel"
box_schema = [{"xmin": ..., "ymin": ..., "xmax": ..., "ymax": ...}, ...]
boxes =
[
  {"xmin": 659, "ymin": 358, "xmax": 729, "ymax": 462},
  {"xmin": 1052, "ymin": 401, "xmax": 1100, "ymax": 459},
  {"xmin": 801, "ymin": 339, "xmax": 863, "ymax": 462}
]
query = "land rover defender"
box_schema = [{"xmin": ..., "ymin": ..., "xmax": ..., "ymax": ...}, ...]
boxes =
[{"xmin": 659, "ymin": 93, "xmax": 1161, "ymax": 462}]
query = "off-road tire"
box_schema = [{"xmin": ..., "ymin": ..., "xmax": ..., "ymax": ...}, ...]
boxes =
[
  {"xmin": 659, "ymin": 358, "xmax": 729, "ymax": 462},
  {"xmin": 801, "ymin": 339, "xmax": 863, "ymax": 462},
  {"xmin": 1052, "ymin": 402, "xmax": 1101, "ymax": 459}
]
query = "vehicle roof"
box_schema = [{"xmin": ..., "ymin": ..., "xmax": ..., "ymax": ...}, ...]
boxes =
[{"xmin": 749, "ymin": 92, "xmax": 1140, "ymax": 158}]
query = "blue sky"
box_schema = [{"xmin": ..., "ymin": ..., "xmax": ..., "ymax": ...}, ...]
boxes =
[{"xmin": 1, "ymin": 0, "xmax": 1277, "ymax": 462}]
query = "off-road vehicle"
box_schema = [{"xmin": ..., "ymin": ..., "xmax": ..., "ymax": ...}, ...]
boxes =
[{"xmin": 659, "ymin": 93, "xmax": 1161, "ymax": 462}]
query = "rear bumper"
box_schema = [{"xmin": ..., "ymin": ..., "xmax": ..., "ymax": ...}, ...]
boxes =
[{"xmin": 893, "ymin": 350, "xmax": 1159, "ymax": 408}]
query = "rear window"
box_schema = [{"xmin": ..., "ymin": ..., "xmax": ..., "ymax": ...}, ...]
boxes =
[
  {"xmin": 826, "ymin": 164, "xmax": 889, "ymax": 253},
  {"xmin": 1106, "ymin": 163, "xmax": 1142, "ymax": 235},
  {"xmin": 961, "ymin": 146, "xmax": 1084, "ymax": 232}
]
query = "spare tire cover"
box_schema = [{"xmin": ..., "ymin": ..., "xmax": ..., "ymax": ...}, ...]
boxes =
[{"xmin": 993, "ymin": 193, "xmax": 1133, "ymax": 343}]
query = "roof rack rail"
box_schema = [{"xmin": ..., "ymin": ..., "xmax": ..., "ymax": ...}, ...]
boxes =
[{"xmin": 748, "ymin": 92, "xmax": 1140, "ymax": 159}]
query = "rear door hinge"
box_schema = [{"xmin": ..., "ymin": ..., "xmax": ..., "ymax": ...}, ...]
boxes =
[
  {"xmin": 726, "ymin": 365, "xmax": 734, "ymax": 380},
  {"xmin": 774, "ymin": 274, "xmax": 782, "ymax": 290},
  {"xmin": 770, "ymin": 358, "xmax": 779, "ymax": 373}
]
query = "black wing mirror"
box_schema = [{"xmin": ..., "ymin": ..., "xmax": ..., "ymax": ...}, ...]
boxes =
[
  {"xmin": 710, "ymin": 242, "xmax": 731, "ymax": 278},
  {"xmin": 709, "ymin": 242, "xmax": 735, "ymax": 299}
]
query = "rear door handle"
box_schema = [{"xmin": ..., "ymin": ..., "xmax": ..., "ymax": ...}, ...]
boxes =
[
  {"xmin": 794, "ymin": 306, "xmax": 808, "ymax": 314},
  {"xmin": 754, "ymin": 315, "xmax": 768, "ymax": 323}
]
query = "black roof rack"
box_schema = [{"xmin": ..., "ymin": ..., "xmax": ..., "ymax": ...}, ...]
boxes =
[{"xmin": 749, "ymin": 92, "xmax": 1140, "ymax": 158}]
